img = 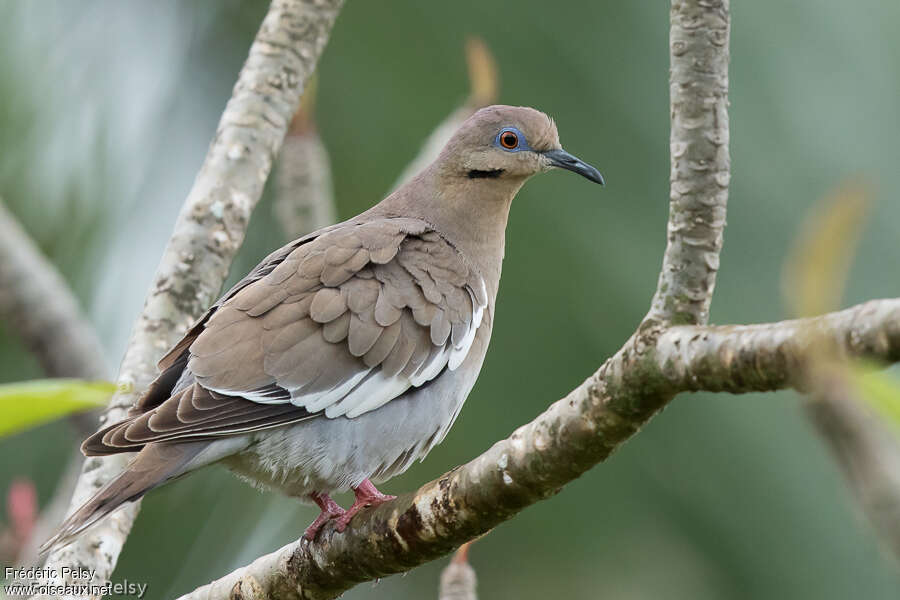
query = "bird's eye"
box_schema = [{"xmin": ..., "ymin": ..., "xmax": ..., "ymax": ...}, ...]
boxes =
[{"xmin": 500, "ymin": 131, "xmax": 519, "ymax": 149}]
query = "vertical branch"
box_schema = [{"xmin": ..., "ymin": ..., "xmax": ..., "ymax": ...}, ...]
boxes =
[
  {"xmin": 35, "ymin": 0, "xmax": 343, "ymax": 594},
  {"xmin": 648, "ymin": 0, "xmax": 730, "ymax": 326}
]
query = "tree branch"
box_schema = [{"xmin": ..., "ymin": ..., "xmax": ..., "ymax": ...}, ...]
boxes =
[
  {"xmin": 35, "ymin": 0, "xmax": 343, "ymax": 594},
  {"xmin": 274, "ymin": 78, "xmax": 338, "ymax": 240},
  {"xmin": 174, "ymin": 293, "xmax": 900, "ymax": 600},
  {"xmin": 0, "ymin": 199, "xmax": 110, "ymax": 566},
  {"xmin": 805, "ymin": 386, "xmax": 900, "ymax": 562},
  {"xmin": 655, "ymin": 299, "xmax": 900, "ymax": 393},
  {"xmin": 647, "ymin": 0, "xmax": 730, "ymax": 326},
  {"xmin": 0, "ymin": 199, "xmax": 108, "ymax": 381}
]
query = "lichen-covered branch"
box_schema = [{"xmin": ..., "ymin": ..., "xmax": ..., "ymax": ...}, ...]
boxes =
[
  {"xmin": 647, "ymin": 0, "xmax": 730, "ymax": 326},
  {"xmin": 36, "ymin": 0, "xmax": 343, "ymax": 595},
  {"xmin": 0, "ymin": 200, "xmax": 108, "ymax": 381}
]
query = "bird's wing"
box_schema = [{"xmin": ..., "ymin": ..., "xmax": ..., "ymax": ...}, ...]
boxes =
[{"xmin": 84, "ymin": 217, "xmax": 487, "ymax": 452}]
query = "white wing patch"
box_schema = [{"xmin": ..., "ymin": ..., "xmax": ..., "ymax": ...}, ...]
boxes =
[
  {"xmin": 202, "ymin": 276, "xmax": 487, "ymax": 420},
  {"xmin": 449, "ymin": 286, "xmax": 485, "ymax": 371}
]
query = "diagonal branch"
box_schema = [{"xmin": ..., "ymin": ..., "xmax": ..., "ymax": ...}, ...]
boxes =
[
  {"xmin": 805, "ymin": 384, "xmax": 900, "ymax": 562},
  {"xmin": 176, "ymin": 296, "xmax": 900, "ymax": 600},
  {"xmin": 35, "ymin": 0, "xmax": 343, "ymax": 595},
  {"xmin": 0, "ymin": 199, "xmax": 111, "ymax": 566},
  {"xmin": 0, "ymin": 199, "xmax": 108, "ymax": 382}
]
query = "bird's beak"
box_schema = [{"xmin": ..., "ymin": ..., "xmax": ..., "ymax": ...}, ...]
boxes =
[{"xmin": 542, "ymin": 148, "xmax": 605, "ymax": 185}]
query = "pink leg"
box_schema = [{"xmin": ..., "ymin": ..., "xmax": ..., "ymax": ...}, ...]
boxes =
[
  {"xmin": 334, "ymin": 479, "xmax": 396, "ymax": 533},
  {"xmin": 304, "ymin": 492, "xmax": 345, "ymax": 540}
]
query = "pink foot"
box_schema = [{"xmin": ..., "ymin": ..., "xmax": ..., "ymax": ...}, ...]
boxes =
[
  {"xmin": 304, "ymin": 492, "xmax": 345, "ymax": 540},
  {"xmin": 334, "ymin": 479, "xmax": 396, "ymax": 533}
]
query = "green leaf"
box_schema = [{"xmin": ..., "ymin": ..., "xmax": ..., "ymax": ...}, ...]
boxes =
[
  {"xmin": 848, "ymin": 363, "xmax": 900, "ymax": 431},
  {"xmin": 0, "ymin": 378, "xmax": 114, "ymax": 437}
]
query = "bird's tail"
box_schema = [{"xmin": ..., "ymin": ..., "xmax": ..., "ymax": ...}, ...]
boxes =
[{"xmin": 38, "ymin": 442, "xmax": 208, "ymax": 555}]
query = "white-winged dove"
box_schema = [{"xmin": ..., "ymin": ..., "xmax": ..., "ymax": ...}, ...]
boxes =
[{"xmin": 43, "ymin": 105, "xmax": 603, "ymax": 549}]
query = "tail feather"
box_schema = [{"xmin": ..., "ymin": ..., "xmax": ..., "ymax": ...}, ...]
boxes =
[{"xmin": 39, "ymin": 442, "xmax": 207, "ymax": 554}]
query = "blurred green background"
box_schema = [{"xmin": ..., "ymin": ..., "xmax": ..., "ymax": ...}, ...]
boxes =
[{"xmin": 2, "ymin": 1, "xmax": 900, "ymax": 598}]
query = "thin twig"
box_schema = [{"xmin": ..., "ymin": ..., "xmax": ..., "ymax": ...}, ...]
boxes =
[
  {"xmin": 439, "ymin": 543, "xmax": 477, "ymax": 600},
  {"xmin": 274, "ymin": 76, "xmax": 338, "ymax": 240}
]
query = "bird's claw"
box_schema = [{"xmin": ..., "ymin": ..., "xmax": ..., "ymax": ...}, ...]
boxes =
[{"xmin": 334, "ymin": 479, "xmax": 396, "ymax": 533}]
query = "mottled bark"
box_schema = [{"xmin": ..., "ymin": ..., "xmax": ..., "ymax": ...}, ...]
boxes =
[
  {"xmin": 655, "ymin": 299, "xmax": 900, "ymax": 393},
  {"xmin": 648, "ymin": 0, "xmax": 730, "ymax": 326},
  {"xmin": 35, "ymin": 0, "xmax": 343, "ymax": 596}
]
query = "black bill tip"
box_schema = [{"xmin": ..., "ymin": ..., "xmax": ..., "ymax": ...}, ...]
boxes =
[{"xmin": 543, "ymin": 148, "xmax": 605, "ymax": 186}]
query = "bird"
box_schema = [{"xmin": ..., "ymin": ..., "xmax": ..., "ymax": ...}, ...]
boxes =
[{"xmin": 42, "ymin": 105, "xmax": 603, "ymax": 551}]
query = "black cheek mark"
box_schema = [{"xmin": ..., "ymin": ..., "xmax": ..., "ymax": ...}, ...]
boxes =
[{"xmin": 467, "ymin": 169, "xmax": 504, "ymax": 179}]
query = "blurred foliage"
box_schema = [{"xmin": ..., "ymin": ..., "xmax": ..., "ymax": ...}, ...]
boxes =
[
  {"xmin": 464, "ymin": 37, "xmax": 499, "ymax": 107},
  {"xmin": 783, "ymin": 180, "xmax": 870, "ymax": 317},
  {"xmin": 0, "ymin": 1, "xmax": 899, "ymax": 599},
  {"xmin": 849, "ymin": 363, "xmax": 900, "ymax": 433},
  {"xmin": 783, "ymin": 179, "xmax": 900, "ymax": 435},
  {"xmin": 0, "ymin": 379, "xmax": 113, "ymax": 437}
]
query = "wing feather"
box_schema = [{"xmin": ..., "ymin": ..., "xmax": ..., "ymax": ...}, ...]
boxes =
[{"xmin": 87, "ymin": 218, "xmax": 489, "ymax": 453}]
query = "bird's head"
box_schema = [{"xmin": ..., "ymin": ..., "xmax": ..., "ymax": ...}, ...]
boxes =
[{"xmin": 439, "ymin": 105, "xmax": 604, "ymax": 185}]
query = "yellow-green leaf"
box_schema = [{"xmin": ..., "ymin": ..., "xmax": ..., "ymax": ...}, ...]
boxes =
[
  {"xmin": 848, "ymin": 363, "xmax": 900, "ymax": 431},
  {"xmin": 0, "ymin": 379, "xmax": 114, "ymax": 437},
  {"xmin": 783, "ymin": 180, "xmax": 871, "ymax": 317}
]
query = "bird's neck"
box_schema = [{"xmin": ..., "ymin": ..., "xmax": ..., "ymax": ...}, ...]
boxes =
[{"xmin": 374, "ymin": 165, "xmax": 524, "ymax": 298}]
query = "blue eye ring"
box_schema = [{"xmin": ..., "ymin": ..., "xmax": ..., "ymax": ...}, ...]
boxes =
[{"xmin": 494, "ymin": 127, "xmax": 531, "ymax": 152}]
